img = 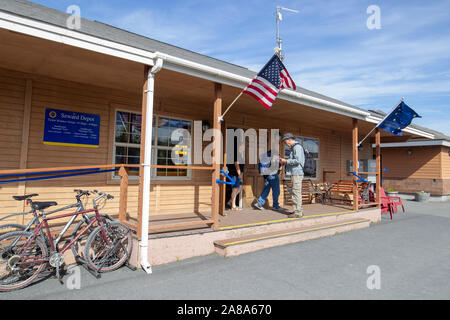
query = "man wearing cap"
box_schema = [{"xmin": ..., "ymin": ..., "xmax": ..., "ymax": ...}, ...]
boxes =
[{"xmin": 280, "ymin": 133, "xmax": 305, "ymax": 218}]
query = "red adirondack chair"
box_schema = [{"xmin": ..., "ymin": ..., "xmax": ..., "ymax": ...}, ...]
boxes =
[
  {"xmin": 380, "ymin": 187, "xmax": 405, "ymax": 214},
  {"xmin": 380, "ymin": 187, "xmax": 405, "ymax": 213},
  {"xmin": 380, "ymin": 195, "xmax": 394, "ymax": 219}
]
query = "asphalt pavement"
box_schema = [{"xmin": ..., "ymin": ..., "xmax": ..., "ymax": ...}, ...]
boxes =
[{"xmin": 1, "ymin": 199, "xmax": 449, "ymax": 300}]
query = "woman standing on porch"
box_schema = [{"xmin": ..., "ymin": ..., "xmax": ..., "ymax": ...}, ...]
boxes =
[{"xmin": 226, "ymin": 142, "xmax": 245, "ymax": 211}]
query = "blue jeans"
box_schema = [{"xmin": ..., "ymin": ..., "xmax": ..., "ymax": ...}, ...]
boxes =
[{"xmin": 257, "ymin": 174, "xmax": 280, "ymax": 208}]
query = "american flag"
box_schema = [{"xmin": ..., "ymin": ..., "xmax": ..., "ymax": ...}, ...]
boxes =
[{"xmin": 242, "ymin": 55, "xmax": 297, "ymax": 109}]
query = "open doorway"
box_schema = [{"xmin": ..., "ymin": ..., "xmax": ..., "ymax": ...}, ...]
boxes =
[{"xmin": 224, "ymin": 128, "xmax": 244, "ymax": 210}]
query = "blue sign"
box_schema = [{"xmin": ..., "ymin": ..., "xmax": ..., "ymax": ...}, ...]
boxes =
[{"xmin": 43, "ymin": 108, "xmax": 100, "ymax": 148}]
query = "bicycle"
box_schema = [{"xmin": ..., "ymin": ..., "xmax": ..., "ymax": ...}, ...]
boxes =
[
  {"xmin": 0, "ymin": 190, "xmax": 113, "ymax": 263},
  {"xmin": 0, "ymin": 190, "xmax": 132, "ymax": 291}
]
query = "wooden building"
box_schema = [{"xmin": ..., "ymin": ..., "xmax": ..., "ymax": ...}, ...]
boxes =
[
  {"xmin": 371, "ymin": 137, "xmax": 450, "ymax": 196},
  {"xmin": 0, "ymin": 0, "xmax": 444, "ymax": 268}
]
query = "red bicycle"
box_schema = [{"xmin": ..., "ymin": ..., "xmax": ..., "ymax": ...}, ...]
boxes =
[{"xmin": 0, "ymin": 190, "xmax": 133, "ymax": 291}]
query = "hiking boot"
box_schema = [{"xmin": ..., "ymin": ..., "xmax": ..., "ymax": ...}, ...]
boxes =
[
  {"xmin": 253, "ymin": 203, "xmax": 264, "ymax": 210},
  {"xmin": 287, "ymin": 212, "xmax": 302, "ymax": 218}
]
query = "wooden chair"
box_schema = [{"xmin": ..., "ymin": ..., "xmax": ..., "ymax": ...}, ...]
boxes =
[{"xmin": 283, "ymin": 179, "xmax": 315, "ymax": 205}]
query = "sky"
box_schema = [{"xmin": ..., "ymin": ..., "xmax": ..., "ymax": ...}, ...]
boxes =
[{"xmin": 30, "ymin": 0, "xmax": 450, "ymax": 136}]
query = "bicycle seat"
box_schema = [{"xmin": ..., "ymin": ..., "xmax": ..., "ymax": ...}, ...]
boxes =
[
  {"xmin": 31, "ymin": 201, "xmax": 57, "ymax": 211},
  {"xmin": 12, "ymin": 194, "xmax": 39, "ymax": 201}
]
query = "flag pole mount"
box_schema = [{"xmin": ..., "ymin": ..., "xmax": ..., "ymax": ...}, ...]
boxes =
[{"xmin": 276, "ymin": 6, "xmax": 299, "ymax": 61}]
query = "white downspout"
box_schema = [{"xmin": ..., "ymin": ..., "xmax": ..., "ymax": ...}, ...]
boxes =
[{"xmin": 140, "ymin": 57, "xmax": 163, "ymax": 274}]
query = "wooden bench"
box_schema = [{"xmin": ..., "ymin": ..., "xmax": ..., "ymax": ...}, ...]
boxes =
[
  {"xmin": 325, "ymin": 180, "xmax": 364, "ymax": 205},
  {"xmin": 283, "ymin": 179, "xmax": 315, "ymax": 205}
]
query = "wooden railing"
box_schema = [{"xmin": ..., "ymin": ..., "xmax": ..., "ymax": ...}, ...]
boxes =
[
  {"xmin": 121, "ymin": 164, "xmax": 216, "ymax": 237},
  {"xmin": 322, "ymin": 170, "xmax": 380, "ymax": 209},
  {"xmin": 322, "ymin": 170, "xmax": 378, "ymax": 183},
  {"xmin": 0, "ymin": 163, "xmax": 217, "ymax": 237}
]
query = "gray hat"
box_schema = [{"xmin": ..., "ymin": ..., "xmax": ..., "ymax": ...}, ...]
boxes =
[{"xmin": 281, "ymin": 133, "xmax": 296, "ymax": 142}]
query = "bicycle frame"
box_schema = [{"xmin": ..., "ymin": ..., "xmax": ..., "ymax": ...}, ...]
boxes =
[
  {"xmin": 26, "ymin": 202, "xmax": 83, "ymax": 234},
  {"xmin": 18, "ymin": 206, "xmax": 109, "ymax": 265},
  {"xmin": 0, "ymin": 195, "xmax": 86, "ymax": 232}
]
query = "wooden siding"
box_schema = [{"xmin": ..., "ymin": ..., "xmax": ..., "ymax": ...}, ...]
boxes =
[
  {"xmin": 0, "ymin": 69, "xmax": 25, "ymax": 223},
  {"xmin": 0, "ymin": 67, "xmax": 214, "ymax": 223},
  {"xmin": 381, "ymin": 146, "xmax": 442, "ymax": 179},
  {"xmin": 0, "ymin": 66, "xmax": 369, "ymax": 224},
  {"xmin": 442, "ymin": 147, "xmax": 450, "ymax": 179}
]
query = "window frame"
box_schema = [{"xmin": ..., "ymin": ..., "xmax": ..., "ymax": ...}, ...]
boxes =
[
  {"xmin": 151, "ymin": 115, "xmax": 193, "ymax": 181},
  {"xmin": 111, "ymin": 109, "xmax": 193, "ymax": 181}
]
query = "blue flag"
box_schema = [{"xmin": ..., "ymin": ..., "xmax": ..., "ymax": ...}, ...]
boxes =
[{"xmin": 377, "ymin": 101, "xmax": 421, "ymax": 136}]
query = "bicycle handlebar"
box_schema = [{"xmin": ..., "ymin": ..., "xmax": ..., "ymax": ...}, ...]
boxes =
[
  {"xmin": 74, "ymin": 189, "xmax": 91, "ymax": 198},
  {"xmin": 93, "ymin": 190, "xmax": 114, "ymax": 200}
]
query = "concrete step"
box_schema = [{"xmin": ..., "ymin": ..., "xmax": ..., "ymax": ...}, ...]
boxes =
[{"xmin": 214, "ymin": 218, "xmax": 371, "ymax": 257}]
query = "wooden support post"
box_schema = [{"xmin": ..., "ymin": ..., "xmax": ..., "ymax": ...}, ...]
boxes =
[
  {"xmin": 352, "ymin": 119, "xmax": 359, "ymax": 211},
  {"xmin": 220, "ymin": 119, "xmax": 227, "ymax": 216},
  {"xmin": 211, "ymin": 83, "xmax": 222, "ymax": 229},
  {"xmin": 17, "ymin": 79, "xmax": 32, "ymax": 223},
  {"xmin": 375, "ymin": 128, "xmax": 381, "ymax": 207},
  {"xmin": 118, "ymin": 166, "xmax": 129, "ymax": 222},
  {"xmin": 137, "ymin": 65, "xmax": 150, "ymax": 239}
]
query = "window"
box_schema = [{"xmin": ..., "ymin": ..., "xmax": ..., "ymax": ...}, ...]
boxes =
[
  {"xmin": 152, "ymin": 116, "xmax": 192, "ymax": 179},
  {"xmin": 113, "ymin": 110, "xmax": 192, "ymax": 180},
  {"xmin": 114, "ymin": 111, "xmax": 141, "ymax": 177},
  {"xmin": 284, "ymin": 136, "xmax": 320, "ymax": 179}
]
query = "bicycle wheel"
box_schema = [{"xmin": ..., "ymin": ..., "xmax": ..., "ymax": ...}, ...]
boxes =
[
  {"xmin": 0, "ymin": 231, "xmax": 48, "ymax": 291},
  {"xmin": 70, "ymin": 214, "xmax": 113, "ymax": 264},
  {"xmin": 84, "ymin": 221, "xmax": 133, "ymax": 273}
]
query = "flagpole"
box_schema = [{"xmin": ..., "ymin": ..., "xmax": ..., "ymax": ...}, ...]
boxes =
[
  {"xmin": 357, "ymin": 98, "xmax": 404, "ymax": 147},
  {"xmin": 218, "ymin": 92, "xmax": 244, "ymax": 122},
  {"xmin": 219, "ymin": 54, "xmax": 279, "ymax": 122},
  {"xmin": 218, "ymin": 52, "xmax": 283, "ymax": 122}
]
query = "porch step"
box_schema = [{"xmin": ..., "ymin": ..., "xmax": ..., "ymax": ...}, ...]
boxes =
[{"xmin": 214, "ymin": 218, "xmax": 371, "ymax": 257}]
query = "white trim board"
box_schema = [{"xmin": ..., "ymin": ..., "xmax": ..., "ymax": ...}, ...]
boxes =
[
  {"xmin": 372, "ymin": 140, "xmax": 450, "ymax": 148},
  {"xmin": 0, "ymin": 11, "xmax": 156, "ymax": 66}
]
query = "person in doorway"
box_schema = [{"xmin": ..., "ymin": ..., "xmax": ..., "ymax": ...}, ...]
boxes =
[
  {"xmin": 279, "ymin": 133, "xmax": 305, "ymax": 218},
  {"xmin": 226, "ymin": 142, "xmax": 245, "ymax": 210},
  {"xmin": 253, "ymin": 147, "xmax": 285, "ymax": 212}
]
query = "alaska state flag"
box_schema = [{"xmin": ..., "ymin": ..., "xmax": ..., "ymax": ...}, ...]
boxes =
[{"xmin": 377, "ymin": 101, "xmax": 421, "ymax": 136}]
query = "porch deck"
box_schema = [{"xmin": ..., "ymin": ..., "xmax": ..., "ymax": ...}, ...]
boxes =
[
  {"xmin": 129, "ymin": 203, "xmax": 355, "ymax": 237},
  {"xmin": 128, "ymin": 204, "xmax": 380, "ymax": 267}
]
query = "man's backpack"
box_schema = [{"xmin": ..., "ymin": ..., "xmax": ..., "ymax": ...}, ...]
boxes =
[
  {"xmin": 258, "ymin": 151, "xmax": 272, "ymax": 175},
  {"xmin": 292, "ymin": 143, "xmax": 316, "ymax": 176}
]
